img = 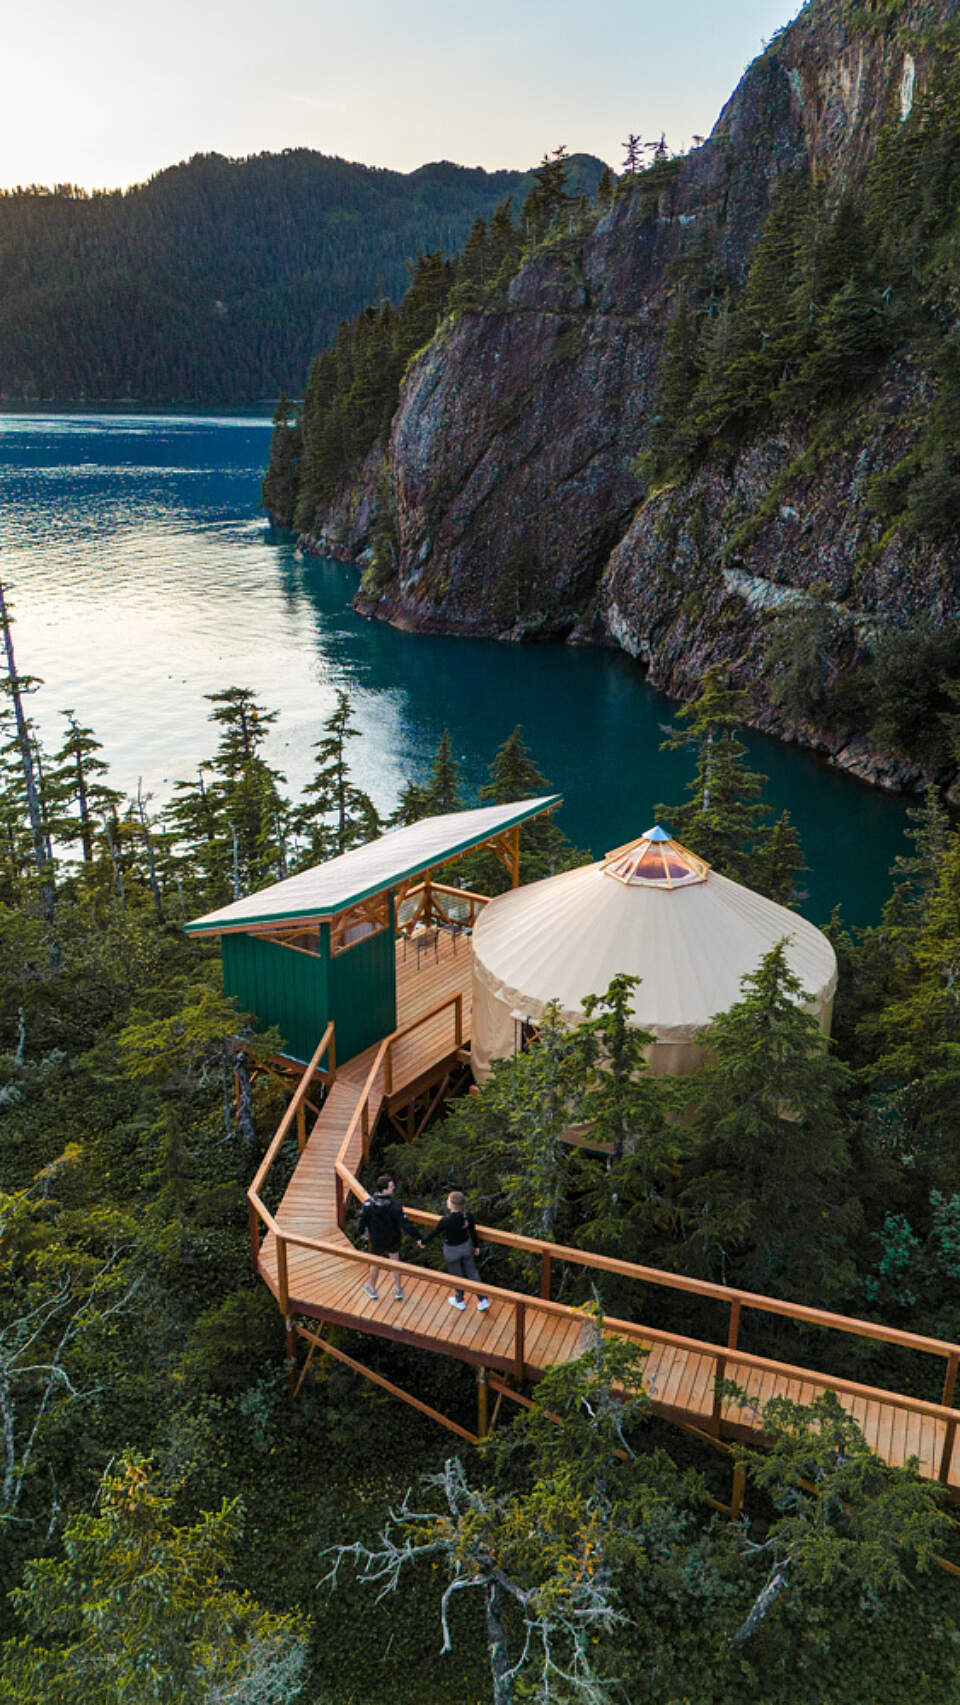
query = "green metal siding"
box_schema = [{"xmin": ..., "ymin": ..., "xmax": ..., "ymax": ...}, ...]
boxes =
[
  {"xmin": 221, "ymin": 913, "xmax": 398, "ymax": 1067},
  {"xmin": 328, "ymin": 911, "xmax": 397, "ymax": 1063},
  {"xmin": 222, "ymin": 933, "xmax": 329, "ymax": 1064}
]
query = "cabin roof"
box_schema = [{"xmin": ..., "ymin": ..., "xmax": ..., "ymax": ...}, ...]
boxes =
[{"xmin": 184, "ymin": 795, "xmax": 562, "ymax": 934}]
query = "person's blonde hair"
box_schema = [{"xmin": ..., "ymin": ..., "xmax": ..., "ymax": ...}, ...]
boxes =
[{"xmin": 448, "ymin": 1190, "xmax": 467, "ymax": 1211}]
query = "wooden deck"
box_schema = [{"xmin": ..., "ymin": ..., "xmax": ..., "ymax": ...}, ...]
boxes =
[{"xmin": 250, "ymin": 930, "xmax": 960, "ymax": 1492}]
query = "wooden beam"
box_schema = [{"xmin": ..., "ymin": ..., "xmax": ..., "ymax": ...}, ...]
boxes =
[{"xmin": 294, "ymin": 1323, "xmax": 478, "ymax": 1443}]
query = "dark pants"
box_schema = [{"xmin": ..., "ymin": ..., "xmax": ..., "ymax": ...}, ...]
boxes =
[{"xmin": 443, "ymin": 1240, "xmax": 481, "ymax": 1301}]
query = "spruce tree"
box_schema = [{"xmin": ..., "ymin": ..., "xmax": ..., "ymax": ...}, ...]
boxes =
[
  {"xmin": 51, "ymin": 710, "xmax": 118, "ymax": 862},
  {"xmin": 657, "ymin": 666, "xmax": 769, "ymax": 878},
  {"xmin": 677, "ymin": 942, "xmax": 856, "ymax": 1297},
  {"xmin": 422, "ymin": 728, "xmax": 463, "ymax": 816},
  {"xmin": 294, "ymin": 691, "xmax": 379, "ymax": 862}
]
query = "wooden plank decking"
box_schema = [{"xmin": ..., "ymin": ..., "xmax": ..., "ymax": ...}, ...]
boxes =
[{"xmin": 253, "ymin": 930, "xmax": 960, "ymax": 1492}]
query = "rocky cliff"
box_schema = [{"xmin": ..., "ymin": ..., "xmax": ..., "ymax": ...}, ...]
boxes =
[{"xmin": 298, "ymin": 0, "xmax": 960, "ymax": 790}]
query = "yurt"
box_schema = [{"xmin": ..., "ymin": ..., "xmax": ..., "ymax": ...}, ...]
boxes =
[{"xmin": 470, "ymin": 825, "xmax": 837, "ymax": 1082}]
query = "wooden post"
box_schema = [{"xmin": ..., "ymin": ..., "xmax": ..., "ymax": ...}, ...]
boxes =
[
  {"xmin": 712, "ymin": 1298, "xmax": 741, "ymax": 1436},
  {"xmin": 276, "ymin": 1236, "xmax": 289, "ymax": 1314},
  {"xmin": 510, "ymin": 825, "xmax": 520, "ymax": 887},
  {"xmin": 730, "ymin": 1464, "xmax": 746, "ymax": 1520},
  {"xmin": 454, "ymin": 992, "xmax": 463, "ymax": 1048},
  {"xmin": 361, "ymin": 1098, "xmax": 371, "ymax": 1162},
  {"xmin": 285, "ymin": 1314, "xmax": 297, "ymax": 1397},
  {"xmin": 424, "ymin": 872, "xmax": 433, "ymax": 927},
  {"xmin": 540, "ymin": 1251, "xmax": 551, "ymax": 1300},
  {"xmin": 477, "ymin": 1366, "xmax": 489, "ymax": 1439},
  {"xmin": 940, "ymin": 1418, "xmax": 957, "ymax": 1486},
  {"xmin": 514, "ymin": 1300, "xmax": 526, "ymax": 1382},
  {"xmin": 328, "ymin": 1027, "xmax": 336, "ymax": 1084},
  {"xmin": 941, "ymin": 1351, "xmax": 958, "ymax": 1411},
  {"xmin": 296, "ymin": 1100, "xmax": 306, "ymax": 1154},
  {"xmin": 335, "ymin": 1171, "xmax": 345, "ymax": 1230},
  {"xmin": 248, "ymin": 1199, "xmax": 260, "ymax": 1270},
  {"xmin": 384, "ymin": 1043, "xmax": 393, "ymax": 1096},
  {"xmin": 711, "ymin": 1351, "xmax": 725, "ymax": 1437}
]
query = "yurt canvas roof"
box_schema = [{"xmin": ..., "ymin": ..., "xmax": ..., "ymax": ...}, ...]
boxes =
[{"xmin": 471, "ymin": 828, "xmax": 837, "ymax": 1044}]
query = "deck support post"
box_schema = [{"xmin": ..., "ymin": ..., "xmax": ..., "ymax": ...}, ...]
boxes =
[
  {"xmin": 276, "ymin": 1236, "xmax": 289, "ymax": 1314},
  {"xmin": 540, "ymin": 1252, "xmax": 551, "ymax": 1300},
  {"xmin": 285, "ymin": 1314, "xmax": 297, "ymax": 1397},
  {"xmin": 477, "ymin": 1366, "xmax": 489, "ymax": 1439},
  {"xmin": 514, "ymin": 1300, "xmax": 526, "ymax": 1383},
  {"xmin": 296, "ymin": 1100, "xmax": 306, "ymax": 1154},
  {"xmin": 248, "ymin": 1199, "xmax": 260, "ymax": 1270},
  {"xmin": 730, "ymin": 1464, "xmax": 746, "ymax": 1520},
  {"xmin": 335, "ymin": 1171, "xmax": 345, "ymax": 1230}
]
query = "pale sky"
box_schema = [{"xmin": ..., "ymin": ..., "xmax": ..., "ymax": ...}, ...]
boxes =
[{"xmin": 2, "ymin": 0, "xmax": 801, "ymax": 191}]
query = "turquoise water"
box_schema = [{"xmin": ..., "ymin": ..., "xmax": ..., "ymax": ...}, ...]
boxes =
[{"xmin": 0, "ymin": 410, "xmax": 909, "ymax": 925}]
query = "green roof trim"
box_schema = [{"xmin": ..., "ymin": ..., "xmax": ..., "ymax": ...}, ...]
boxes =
[{"xmin": 185, "ymin": 795, "xmax": 562, "ymax": 935}]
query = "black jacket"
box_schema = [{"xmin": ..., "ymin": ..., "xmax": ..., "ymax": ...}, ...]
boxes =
[
  {"xmin": 421, "ymin": 1209, "xmax": 478, "ymax": 1249},
  {"xmin": 358, "ymin": 1192, "xmax": 416, "ymax": 1255}
]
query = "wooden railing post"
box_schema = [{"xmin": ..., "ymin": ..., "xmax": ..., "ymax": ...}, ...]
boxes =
[
  {"xmin": 940, "ymin": 1419, "xmax": 957, "ymax": 1486},
  {"xmin": 514, "ymin": 1300, "xmax": 526, "ymax": 1382},
  {"xmin": 384, "ymin": 1042, "xmax": 393, "ymax": 1096},
  {"xmin": 335, "ymin": 1170, "xmax": 345, "ymax": 1230},
  {"xmin": 940, "ymin": 1353, "xmax": 959, "ymax": 1484},
  {"xmin": 296, "ymin": 1100, "xmax": 306, "ymax": 1154},
  {"xmin": 276, "ymin": 1236, "xmax": 289, "ymax": 1314},
  {"xmin": 361, "ymin": 1098, "xmax": 371, "ymax": 1162},
  {"xmin": 328, "ymin": 1027, "xmax": 336, "ymax": 1084},
  {"xmin": 248, "ymin": 1199, "xmax": 260, "ymax": 1270},
  {"xmin": 454, "ymin": 992, "xmax": 463, "ymax": 1048},
  {"xmin": 711, "ymin": 1299, "xmax": 741, "ymax": 1435},
  {"xmin": 540, "ymin": 1251, "xmax": 551, "ymax": 1300}
]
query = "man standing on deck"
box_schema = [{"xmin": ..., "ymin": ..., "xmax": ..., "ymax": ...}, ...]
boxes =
[{"xmin": 358, "ymin": 1175, "xmax": 417, "ymax": 1302}]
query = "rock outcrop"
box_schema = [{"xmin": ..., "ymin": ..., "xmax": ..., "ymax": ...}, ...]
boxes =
[{"xmin": 299, "ymin": 0, "xmax": 960, "ymax": 789}]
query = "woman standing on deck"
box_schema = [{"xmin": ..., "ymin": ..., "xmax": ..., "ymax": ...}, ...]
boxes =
[{"xmin": 419, "ymin": 1191, "xmax": 490, "ymax": 1312}]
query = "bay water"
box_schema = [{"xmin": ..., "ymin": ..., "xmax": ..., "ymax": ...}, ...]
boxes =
[{"xmin": 0, "ymin": 410, "xmax": 910, "ymax": 926}]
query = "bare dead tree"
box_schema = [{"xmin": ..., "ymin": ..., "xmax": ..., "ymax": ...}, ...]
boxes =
[{"xmin": 322, "ymin": 1457, "xmax": 624, "ymax": 1705}]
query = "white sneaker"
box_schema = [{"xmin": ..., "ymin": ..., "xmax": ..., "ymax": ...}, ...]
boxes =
[
  {"xmin": 393, "ymin": 1288, "xmax": 404, "ymax": 1301},
  {"xmin": 448, "ymin": 1296, "xmax": 467, "ymax": 1311},
  {"xmin": 477, "ymin": 1297, "xmax": 490, "ymax": 1311},
  {"xmin": 364, "ymin": 1282, "xmax": 378, "ymax": 1299}
]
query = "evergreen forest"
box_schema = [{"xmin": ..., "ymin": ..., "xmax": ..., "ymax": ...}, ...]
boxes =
[
  {"xmin": 0, "ymin": 151, "xmax": 601, "ymax": 405},
  {"xmin": 2, "ymin": 571, "xmax": 960, "ymax": 1704}
]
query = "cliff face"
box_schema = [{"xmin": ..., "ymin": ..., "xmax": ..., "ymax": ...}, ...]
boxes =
[{"xmin": 305, "ymin": 0, "xmax": 959, "ymax": 782}]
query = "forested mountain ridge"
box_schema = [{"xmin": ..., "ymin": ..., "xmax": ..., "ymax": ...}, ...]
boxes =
[
  {"xmin": 0, "ymin": 150, "xmax": 604, "ymax": 403},
  {"xmin": 268, "ymin": 0, "xmax": 960, "ymax": 795}
]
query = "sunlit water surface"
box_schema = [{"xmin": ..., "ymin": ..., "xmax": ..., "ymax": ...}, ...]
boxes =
[{"xmin": 0, "ymin": 411, "xmax": 910, "ymax": 925}]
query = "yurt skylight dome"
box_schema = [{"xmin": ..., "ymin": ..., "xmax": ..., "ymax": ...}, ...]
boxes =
[{"xmin": 601, "ymin": 825, "xmax": 708, "ymax": 890}]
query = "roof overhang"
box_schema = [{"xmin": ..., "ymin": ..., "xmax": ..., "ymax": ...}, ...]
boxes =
[{"xmin": 185, "ymin": 795, "xmax": 562, "ymax": 937}]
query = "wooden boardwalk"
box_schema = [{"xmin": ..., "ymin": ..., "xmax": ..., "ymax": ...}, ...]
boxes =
[{"xmin": 249, "ymin": 931, "xmax": 960, "ymax": 1493}]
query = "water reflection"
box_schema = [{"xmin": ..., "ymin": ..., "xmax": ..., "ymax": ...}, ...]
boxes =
[{"xmin": 0, "ymin": 411, "xmax": 908, "ymax": 925}]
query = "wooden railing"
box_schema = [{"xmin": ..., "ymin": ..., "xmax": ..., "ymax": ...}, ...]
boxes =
[
  {"xmin": 332, "ymin": 990, "xmax": 465, "ymax": 1225},
  {"xmin": 248, "ymin": 1010, "xmax": 960, "ymax": 1489},
  {"xmin": 247, "ymin": 1021, "xmax": 336, "ymax": 1273}
]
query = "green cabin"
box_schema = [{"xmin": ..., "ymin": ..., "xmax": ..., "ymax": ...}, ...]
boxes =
[{"xmin": 185, "ymin": 797, "xmax": 560, "ymax": 1065}]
